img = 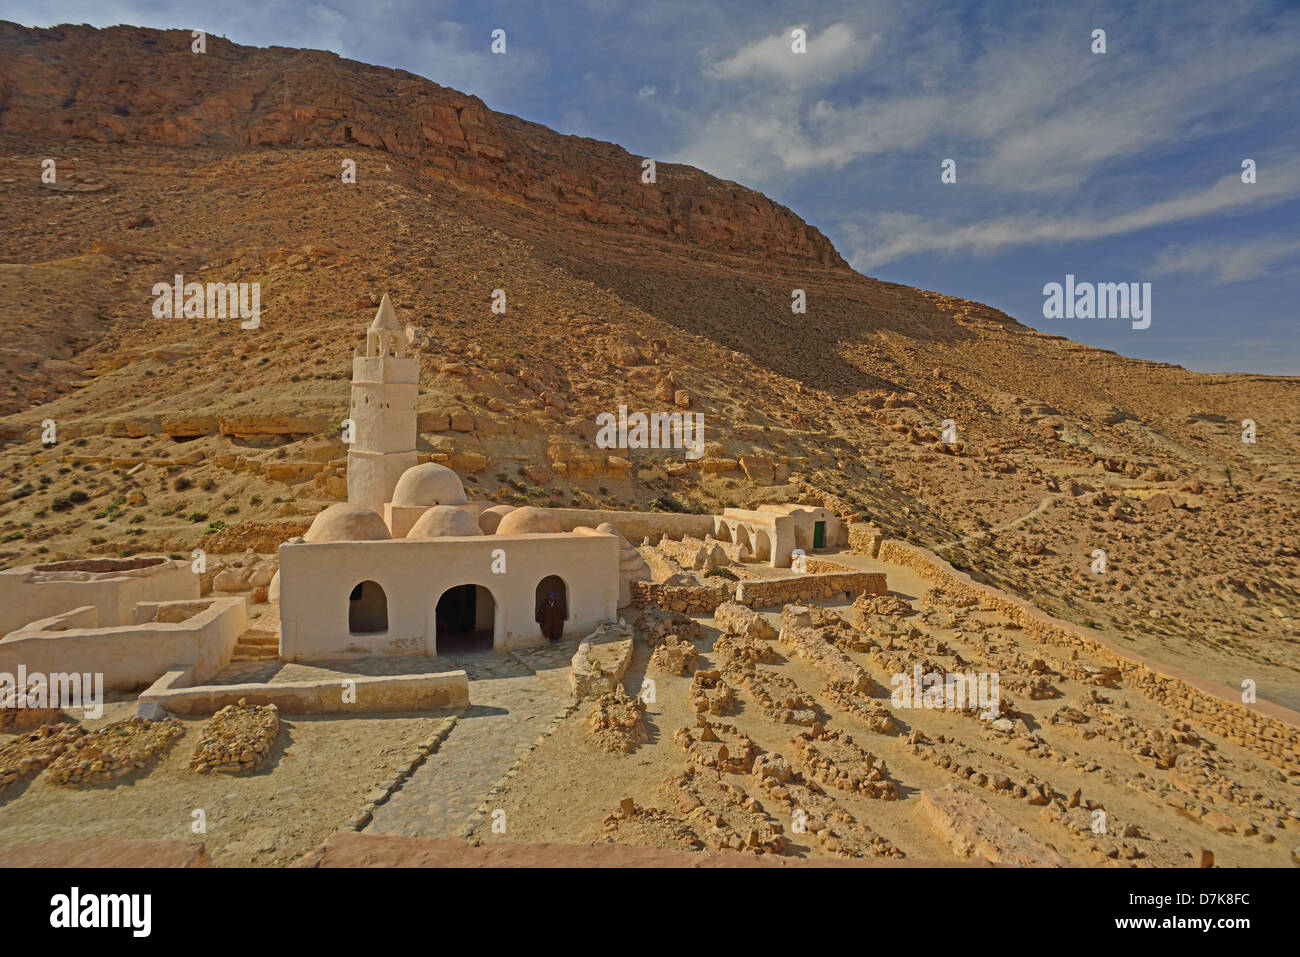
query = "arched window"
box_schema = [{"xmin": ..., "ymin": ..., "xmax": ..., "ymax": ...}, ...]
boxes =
[{"xmin": 349, "ymin": 581, "xmax": 388, "ymax": 633}]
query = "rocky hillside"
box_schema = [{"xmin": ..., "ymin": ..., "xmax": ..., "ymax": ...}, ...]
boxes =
[
  {"xmin": 0, "ymin": 22, "xmax": 1296, "ymax": 706},
  {"xmin": 0, "ymin": 22, "xmax": 844, "ymax": 267}
]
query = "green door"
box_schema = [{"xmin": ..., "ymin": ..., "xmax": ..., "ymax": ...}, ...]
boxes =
[{"xmin": 813, "ymin": 521, "xmax": 826, "ymax": 549}]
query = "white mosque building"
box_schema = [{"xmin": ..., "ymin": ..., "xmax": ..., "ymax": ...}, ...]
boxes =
[{"xmin": 276, "ymin": 296, "xmax": 622, "ymax": 660}]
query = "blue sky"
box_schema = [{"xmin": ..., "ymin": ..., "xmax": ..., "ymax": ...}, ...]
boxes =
[{"xmin": 6, "ymin": 0, "xmax": 1299, "ymax": 373}]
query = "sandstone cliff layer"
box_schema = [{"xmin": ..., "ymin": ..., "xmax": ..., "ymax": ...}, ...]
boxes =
[{"xmin": 0, "ymin": 21, "xmax": 846, "ymax": 268}]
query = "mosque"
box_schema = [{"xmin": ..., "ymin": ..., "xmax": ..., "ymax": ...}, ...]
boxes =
[
  {"xmin": 276, "ymin": 295, "xmax": 625, "ymax": 660},
  {"xmin": 276, "ymin": 295, "xmax": 846, "ymax": 662}
]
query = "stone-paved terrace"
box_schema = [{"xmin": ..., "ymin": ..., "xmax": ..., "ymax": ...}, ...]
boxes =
[{"xmin": 360, "ymin": 635, "xmax": 588, "ymax": 838}]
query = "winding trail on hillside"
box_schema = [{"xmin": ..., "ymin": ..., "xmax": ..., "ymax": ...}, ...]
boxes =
[{"xmin": 935, "ymin": 494, "xmax": 1060, "ymax": 552}]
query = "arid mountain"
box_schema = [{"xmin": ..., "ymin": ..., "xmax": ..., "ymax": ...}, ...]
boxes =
[{"xmin": 0, "ymin": 22, "xmax": 1296, "ymax": 707}]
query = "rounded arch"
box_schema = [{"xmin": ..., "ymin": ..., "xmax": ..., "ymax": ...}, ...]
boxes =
[
  {"xmin": 714, "ymin": 520, "xmax": 733, "ymax": 543},
  {"xmin": 752, "ymin": 527, "xmax": 773, "ymax": 563},
  {"xmin": 734, "ymin": 523, "xmax": 753, "ymax": 557},
  {"xmin": 434, "ymin": 583, "xmax": 497, "ymax": 653},
  {"xmin": 535, "ymin": 574, "xmax": 569, "ymax": 642},
  {"xmin": 349, "ymin": 580, "xmax": 388, "ymax": 634}
]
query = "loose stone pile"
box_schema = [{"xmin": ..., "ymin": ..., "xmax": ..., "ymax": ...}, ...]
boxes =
[
  {"xmin": 0, "ymin": 691, "xmax": 63, "ymax": 732},
  {"xmin": 45, "ymin": 717, "xmax": 183, "ymax": 786},
  {"xmin": 674, "ymin": 718, "xmax": 758, "ymax": 773},
  {"xmin": 727, "ymin": 667, "xmax": 819, "ymax": 725},
  {"xmin": 792, "ymin": 725, "xmax": 898, "ymax": 799},
  {"xmin": 0, "ymin": 723, "xmax": 84, "ymax": 790},
  {"xmin": 587, "ymin": 688, "xmax": 648, "ymax": 754},
  {"xmin": 851, "ymin": 593, "xmax": 914, "ymax": 619},
  {"xmin": 713, "ymin": 631, "xmax": 779, "ymax": 669},
  {"xmin": 750, "ymin": 752, "xmax": 904, "ymax": 858},
  {"xmin": 649, "ymin": 635, "xmax": 699, "ymax": 675},
  {"xmin": 601, "ymin": 797, "xmax": 706, "ymax": 851},
  {"xmin": 666, "ymin": 764, "xmax": 789, "ymax": 854},
  {"xmin": 190, "ymin": 699, "xmax": 280, "ymax": 773},
  {"xmin": 713, "ymin": 601, "xmax": 776, "ymax": 641},
  {"xmin": 634, "ymin": 608, "xmax": 703, "ymax": 648},
  {"xmin": 688, "ymin": 670, "xmax": 735, "ymax": 715}
]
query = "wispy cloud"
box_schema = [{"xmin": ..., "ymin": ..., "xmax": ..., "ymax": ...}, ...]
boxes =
[
  {"xmin": 839, "ymin": 157, "xmax": 1300, "ymax": 268},
  {"xmin": 1148, "ymin": 236, "xmax": 1300, "ymax": 284},
  {"xmin": 678, "ymin": 3, "xmax": 1296, "ymax": 196},
  {"xmin": 704, "ymin": 22, "xmax": 878, "ymax": 87}
]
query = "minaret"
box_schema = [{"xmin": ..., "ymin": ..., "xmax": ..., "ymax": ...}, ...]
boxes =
[{"xmin": 347, "ymin": 293, "xmax": 418, "ymax": 516}]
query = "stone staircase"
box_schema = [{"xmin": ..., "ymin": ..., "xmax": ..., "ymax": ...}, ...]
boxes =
[{"xmin": 231, "ymin": 629, "xmax": 280, "ymax": 662}]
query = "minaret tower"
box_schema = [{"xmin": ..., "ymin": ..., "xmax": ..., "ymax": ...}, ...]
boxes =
[{"xmin": 347, "ymin": 293, "xmax": 418, "ymax": 516}]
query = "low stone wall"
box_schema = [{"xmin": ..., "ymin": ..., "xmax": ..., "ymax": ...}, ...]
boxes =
[
  {"xmin": 876, "ymin": 539, "xmax": 1300, "ymax": 773},
  {"xmin": 570, "ymin": 621, "xmax": 635, "ymax": 698},
  {"xmin": 847, "ymin": 523, "xmax": 884, "ymax": 558},
  {"xmin": 804, "ymin": 557, "xmax": 855, "ymax": 574},
  {"xmin": 655, "ymin": 535, "xmax": 731, "ymax": 570},
  {"xmin": 631, "ymin": 579, "xmax": 733, "ymax": 614},
  {"xmin": 542, "ymin": 508, "xmax": 715, "ymax": 542},
  {"xmin": 0, "ymin": 556, "xmax": 198, "ymax": 637},
  {"xmin": 633, "ymin": 569, "xmax": 888, "ymax": 613},
  {"xmin": 735, "ymin": 571, "xmax": 888, "ymax": 609},
  {"xmin": 139, "ymin": 664, "xmax": 469, "ymax": 716},
  {"xmin": 0, "ymin": 597, "xmax": 245, "ymax": 691}
]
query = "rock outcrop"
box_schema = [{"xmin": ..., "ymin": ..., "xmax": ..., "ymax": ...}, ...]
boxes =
[{"xmin": 0, "ymin": 22, "xmax": 848, "ymax": 268}]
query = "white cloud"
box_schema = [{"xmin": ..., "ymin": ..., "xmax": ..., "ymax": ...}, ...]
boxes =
[
  {"xmin": 1148, "ymin": 236, "xmax": 1300, "ymax": 284},
  {"xmin": 840, "ymin": 157, "xmax": 1300, "ymax": 268},
  {"xmin": 704, "ymin": 22, "xmax": 877, "ymax": 87},
  {"xmin": 678, "ymin": 2, "xmax": 1298, "ymax": 198}
]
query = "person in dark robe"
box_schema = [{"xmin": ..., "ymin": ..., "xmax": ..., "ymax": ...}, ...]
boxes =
[{"xmin": 538, "ymin": 591, "xmax": 564, "ymax": 642}]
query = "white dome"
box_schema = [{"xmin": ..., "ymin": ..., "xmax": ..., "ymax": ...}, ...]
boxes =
[
  {"xmin": 496, "ymin": 506, "xmax": 563, "ymax": 535},
  {"xmin": 392, "ymin": 463, "xmax": 468, "ymax": 507},
  {"xmin": 477, "ymin": 504, "xmax": 516, "ymax": 534},
  {"xmin": 407, "ymin": 505, "xmax": 483, "ymax": 539},
  {"xmin": 304, "ymin": 504, "xmax": 391, "ymax": 543}
]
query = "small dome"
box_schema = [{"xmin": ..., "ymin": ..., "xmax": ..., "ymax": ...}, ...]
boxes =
[
  {"xmin": 477, "ymin": 504, "xmax": 516, "ymax": 534},
  {"xmin": 495, "ymin": 506, "xmax": 563, "ymax": 535},
  {"xmin": 596, "ymin": 521, "xmax": 634, "ymax": 548},
  {"xmin": 407, "ymin": 505, "xmax": 483, "ymax": 539},
  {"xmin": 304, "ymin": 504, "xmax": 391, "ymax": 543},
  {"xmin": 392, "ymin": 463, "xmax": 468, "ymax": 507}
]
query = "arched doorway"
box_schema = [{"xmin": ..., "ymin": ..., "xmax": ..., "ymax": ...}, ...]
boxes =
[
  {"xmin": 349, "ymin": 581, "xmax": 388, "ymax": 634},
  {"xmin": 715, "ymin": 521, "xmax": 733, "ymax": 543},
  {"xmin": 435, "ymin": 584, "xmax": 495, "ymax": 652},
  {"xmin": 535, "ymin": 574, "xmax": 568, "ymax": 641},
  {"xmin": 753, "ymin": 528, "xmax": 772, "ymax": 563}
]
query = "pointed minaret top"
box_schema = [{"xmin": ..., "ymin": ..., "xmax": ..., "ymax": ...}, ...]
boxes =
[{"xmin": 370, "ymin": 292, "xmax": 401, "ymax": 332}]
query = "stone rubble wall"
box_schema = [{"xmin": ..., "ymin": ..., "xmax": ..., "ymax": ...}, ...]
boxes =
[
  {"xmin": 632, "ymin": 569, "xmax": 888, "ymax": 614},
  {"xmin": 631, "ymin": 579, "xmax": 732, "ymax": 615},
  {"xmin": 655, "ymin": 535, "xmax": 732, "ymax": 571},
  {"xmin": 847, "ymin": 523, "xmax": 884, "ymax": 558},
  {"xmin": 876, "ymin": 539, "xmax": 1300, "ymax": 773},
  {"xmin": 735, "ymin": 571, "xmax": 887, "ymax": 609}
]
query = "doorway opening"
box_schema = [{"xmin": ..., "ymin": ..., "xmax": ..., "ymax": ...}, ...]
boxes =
[
  {"xmin": 535, "ymin": 574, "xmax": 569, "ymax": 641},
  {"xmin": 435, "ymin": 584, "xmax": 495, "ymax": 652}
]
